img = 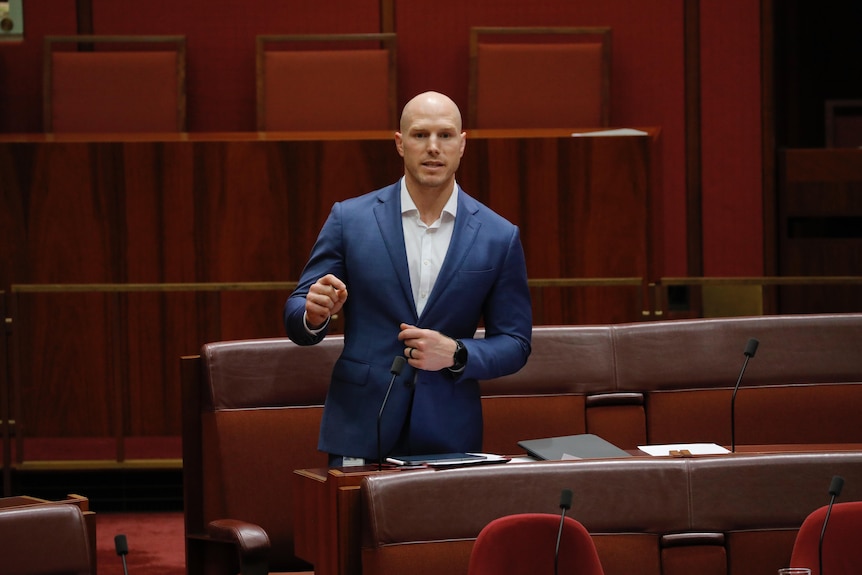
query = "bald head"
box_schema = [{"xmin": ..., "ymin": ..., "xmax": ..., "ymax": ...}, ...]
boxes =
[
  {"xmin": 400, "ymin": 91, "xmax": 463, "ymax": 133},
  {"xmin": 395, "ymin": 91, "xmax": 466, "ymax": 198}
]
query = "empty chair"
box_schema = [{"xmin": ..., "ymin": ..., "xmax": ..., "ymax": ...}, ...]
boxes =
[
  {"xmin": 789, "ymin": 501, "xmax": 862, "ymax": 575},
  {"xmin": 181, "ymin": 337, "xmax": 338, "ymax": 575},
  {"xmin": 468, "ymin": 513, "xmax": 605, "ymax": 575},
  {"xmin": 0, "ymin": 502, "xmax": 94, "ymax": 575},
  {"xmin": 256, "ymin": 33, "xmax": 397, "ymax": 131},
  {"xmin": 468, "ymin": 26, "xmax": 611, "ymax": 129},
  {"xmin": 43, "ymin": 35, "xmax": 187, "ymax": 133}
]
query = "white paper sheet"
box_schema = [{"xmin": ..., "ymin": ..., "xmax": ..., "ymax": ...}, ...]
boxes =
[{"xmin": 637, "ymin": 443, "xmax": 730, "ymax": 456}]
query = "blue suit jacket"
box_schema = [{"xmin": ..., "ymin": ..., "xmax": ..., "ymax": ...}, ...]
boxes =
[{"xmin": 284, "ymin": 181, "xmax": 532, "ymax": 459}]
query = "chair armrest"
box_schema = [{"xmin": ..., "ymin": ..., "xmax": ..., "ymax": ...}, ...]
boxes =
[{"xmin": 206, "ymin": 519, "xmax": 271, "ymax": 561}]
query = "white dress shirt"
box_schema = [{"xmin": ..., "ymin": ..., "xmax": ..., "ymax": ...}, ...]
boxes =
[{"xmin": 400, "ymin": 177, "xmax": 458, "ymax": 317}]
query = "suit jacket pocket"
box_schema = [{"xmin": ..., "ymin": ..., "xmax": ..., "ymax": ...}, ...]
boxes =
[{"xmin": 332, "ymin": 357, "xmax": 371, "ymax": 387}]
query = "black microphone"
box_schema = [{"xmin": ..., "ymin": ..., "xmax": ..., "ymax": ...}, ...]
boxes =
[
  {"xmin": 818, "ymin": 475, "xmax": 844, "ymax": 575},
  {"xmin": 114, "ymin": 534, "xmax": 130, "ymax": 575},
  {"xmin": 554, "ymin": 489, "xmax": 573, "ymax": 575},
  {"xmin": 730, "ymin": 337, "xmax": 759, "ymax": 452},
  {"xmin": 377, "ymin": 356, "xmax": 407, "ymax": 471}
]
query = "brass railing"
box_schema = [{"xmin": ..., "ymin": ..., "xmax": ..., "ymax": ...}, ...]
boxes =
[
  {"xmin": 656, "ymin": 276, "xmax": 862, "ymax": 317},
  {"xmin": 3, "ymin": 276, "xmax": 860, "ymax": 493},
  {"xmin": 1, "ymin": 278, "xmax": 646, "ymax": 493}
]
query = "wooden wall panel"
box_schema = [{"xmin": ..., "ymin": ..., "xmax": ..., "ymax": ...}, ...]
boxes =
[
  {"xmin": 778, "ymin": 149, "xmax": 862, "ymax": 313},
  {"xmin": 460, "ymin": 133, "xmax": 651, "ymax": 325},
  {"xmin": 15, "ymin": 293, "xmax": 115, "ymax": 437},
  {"xmin": 394, "ymin": 0, "xmax": 687, "ymax": 279},
  {"xmin": 11, "ymin": 143, "xmax": 121, "ymax": 435},
  {"xmin": 700, "ymin": 1, "xmax": 764, "ymax": 276},
  {"xmin": 1, "ymin": 131, "xmax": 653, "ymax": 445},
  {"xmin": 0, "ymin": 1, "xmax": 776, "ymax": 285}
]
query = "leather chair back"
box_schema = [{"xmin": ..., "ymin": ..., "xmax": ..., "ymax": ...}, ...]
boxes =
[
  {"xmin": 468, "ymin": 513, "xmax": 605, "ymax": 575},
  {"xmin": 44, "ymin": 35, "xmax": 186, "ymax": 133},
  {"xmin": 789, "ymin": 500, "xmax": 862, "ymax": 575},
  {"xmin": 0, "ymin": 503, "xmax": 93, "ymax": 575},
  {"xmin": 256, "ymin": 33, "xmax": 397, "ymax": 131},
  {"xmin": 469, "ymin": 27, "xmax": 611, "ymax": 129}
]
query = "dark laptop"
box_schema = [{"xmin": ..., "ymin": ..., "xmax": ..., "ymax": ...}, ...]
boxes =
[{"xmin": 518, "ymin": 434, "xmax": 632, "ymax": 460}]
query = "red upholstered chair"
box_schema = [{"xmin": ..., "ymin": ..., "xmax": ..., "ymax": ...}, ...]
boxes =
[
  {"xmin": 468, "ymin": 26, "xmax": 611, "ymax": 129},
  {"xmin": 468, "ymin": 513, "xmax": 605, "ymax": 575},
  {"xmin": 0, "ymin": 502, "xmax": 94, "ymax": 575},
  {"xmin": 43, "ymin": 35, "xmax": 187, "ymax": 133},
  {"xmin": 256, "ymin": 33, "xmax": 397, "ymax": 131},
  {"xmin": 789, "ymin": 501, "xmax": 862, "ymax": 575}
]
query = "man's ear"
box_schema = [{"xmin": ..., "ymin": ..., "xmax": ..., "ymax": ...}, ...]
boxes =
[{"xmin": 394, "ymin": 132, "xmax": 405, "ymax": 157}]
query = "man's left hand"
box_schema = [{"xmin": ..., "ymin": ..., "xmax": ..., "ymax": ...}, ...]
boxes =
[{"xmin": 398, "ymin": 322, "xmax": 457, "ymax": 371}]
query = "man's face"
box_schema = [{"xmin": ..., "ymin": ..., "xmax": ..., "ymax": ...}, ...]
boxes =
[{"xmin": 395, "ymin": 97, "xmax": 466, "ymax": 193}]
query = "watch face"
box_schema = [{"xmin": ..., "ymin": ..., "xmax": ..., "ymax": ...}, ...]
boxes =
[{"xmin": 454, "ymin": 340, "xmax": 467, "ymax": 365}]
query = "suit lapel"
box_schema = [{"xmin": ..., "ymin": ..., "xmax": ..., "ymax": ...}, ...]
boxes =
[
  {"xmin": 420, "ymin": 187, "xmax": 481, "ymax": 321},
  {"xmin": 373, "ymin": 183, "xmax": 418, "ymax": 320}
]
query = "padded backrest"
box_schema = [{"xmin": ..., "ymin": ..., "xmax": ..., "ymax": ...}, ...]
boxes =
[
  {"xmin": 480, "ymin": 326, "xmax": 614, "ymax": 395},
  {"xmin": 201, "ymin": 336, "xmax": 341, "ymax": 410},
  {"xmin": 0, "ymin": 503, "xmax": 92, "ymax": 575},
  {"xmin": 469, "ymin": 27, "xmax": 611, "ymax": 129},
  {"xmin": 612, "ymin": 314, "xmax": 862, "ymax": 391},
  {"xmin": 613, "ymin": 314, "xmax": 862, "ymax": 445},
  {"xmin": 256, "ymin": 33, "xmax": 397, "ymax": 131},
  {"xmin": 479, "ymin": 325, "xmax": 614, "ymax": 453},
  {"xmin": 687, "ymin": 452, "xmax": 862, "ymax": 531},
  {"xmin": 44, "ymin": 35, "xmax": 186, "ymax": 133},
  {"xmin": 197, "ymin": 336, "xmax": 339, "ymax": 570},
  {"xmin": 790, "ymin": 501, "xmax": 862, "ymax": 574},
  {"xmin": 485, "ymin": 315, "xmax": 862, "ymax": 452},
  {"xmin": 361, "ymin": 452, "xmax": 862, "ymax": 575},
  {"xmin": 361, "ymin": 458, "xmax": 691, "ymax": 545},
  {"xmin": 467, "ymin": 513, "xmax": 604, "ymax": 575},
  {"xmin": 361, "ymin": 458, "xmax": 687, "ymax": 575}
]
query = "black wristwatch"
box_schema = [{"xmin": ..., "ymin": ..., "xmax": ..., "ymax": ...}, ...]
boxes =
[{"xmin": 451, "ymin": 339, "xmax": 468, "ymax": 371}]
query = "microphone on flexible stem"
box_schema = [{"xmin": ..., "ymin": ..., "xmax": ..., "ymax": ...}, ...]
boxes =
[
  {"xmin": 730, "ymin": 337, "xmax": 759, "ymax": 453},
  {"xmin": 377, "ymin": 356, "xmax": 407, "ymax": 471},
  {"xmin": 114, "ymin": 534, "xmax": 130, "ymax": 575},
  {"xmin": 554, "ymin": 489, "xmax": 573, "ymax": 575},
  {"xmin": 818, "ymin": 475, "xmax": 844, "ymax": 575}
]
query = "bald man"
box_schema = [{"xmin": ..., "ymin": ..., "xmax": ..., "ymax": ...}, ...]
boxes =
[{"xmin": 284, "ymin": 91, "xmax": 532, "ymax": 466}]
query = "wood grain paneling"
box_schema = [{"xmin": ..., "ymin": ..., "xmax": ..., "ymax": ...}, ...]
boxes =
[
  {"xmin": 1, "ymin": 130, "xmax": 654, "ymax": 453},
  {"xmin": 778, "ymin": 148, "xmax": 862, "ymax": 313}
]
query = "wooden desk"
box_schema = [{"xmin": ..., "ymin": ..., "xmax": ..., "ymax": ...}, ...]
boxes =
[
  {"xmin": 778, "ymin": 148, "xmax": 862, "ymax": 313},
  {"xmin": 0, "ymin": 495, "xmax": 46, "ymax": 508},
  {"xmin": 0, "ymin": 493, "xmax": 91, "ymax": 510},
  {"xmin": 292, "ymin": 465, "xmax": 405, "ymax": 575},
  {"xmin": 293, "ymin": 444, "xmax": 862, "ymax": 575}
]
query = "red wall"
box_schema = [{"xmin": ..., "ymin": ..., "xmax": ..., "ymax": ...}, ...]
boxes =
[{"xmin": 0, "ymin": 0, "xmax": 765, "ymax": 280}]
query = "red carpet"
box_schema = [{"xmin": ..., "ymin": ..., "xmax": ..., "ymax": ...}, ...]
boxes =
[{"xmin": 96, "ymin": 511, "xmax": 185, "ymax": 575}]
